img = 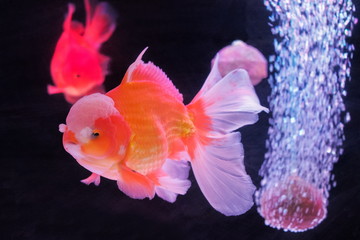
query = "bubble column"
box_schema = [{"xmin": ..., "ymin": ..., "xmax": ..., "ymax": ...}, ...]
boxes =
[{"xmin": 255, "ymin": 0, "xmax": 356, "ymax": 232}]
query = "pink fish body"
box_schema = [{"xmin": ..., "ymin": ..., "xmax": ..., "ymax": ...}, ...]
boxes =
[
  {"xmin": 212, "ymin": 40, "xmax": 268, "ymax": 85},
  {"xmin": 60, "ymin": 49, "xmax": 268, "ymax": 216},
  {"xmin": 49, "ymin": 0, "xmax": 116, "ymax": 103}
]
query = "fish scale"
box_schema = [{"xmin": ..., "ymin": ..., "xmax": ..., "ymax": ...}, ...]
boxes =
[{"xmin": 107, "ymin": 81, "xmax": 194, "ymax": 175}]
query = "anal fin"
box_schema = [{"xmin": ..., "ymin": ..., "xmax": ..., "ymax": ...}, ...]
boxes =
[{"xmin": 154, "ymin": 159, "xmax": 191, "ymax": 203}]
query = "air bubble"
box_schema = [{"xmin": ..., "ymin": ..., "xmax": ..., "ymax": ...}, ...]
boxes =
[
  {"xmin": 326, "ymin": 147, "xmax": 332, "ymax": 153},
  {"xmin": 345, "ymin": 112, "xmax": 351, "ymax": 123}
]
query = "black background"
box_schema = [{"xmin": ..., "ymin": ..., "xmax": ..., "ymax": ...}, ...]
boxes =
[{"xmin": 1, "ymin": 0, "xmax": 360, "ymax": 239}]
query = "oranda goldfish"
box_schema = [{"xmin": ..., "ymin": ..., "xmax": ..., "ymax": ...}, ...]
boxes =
[
  {"xmin": 59, "ymin": 48, "xmax": 268, "ymax": 216},
  {"xmin": 48, "ymin": 0, "xmax": 116, "ymax": 103},
  {"xmin": 212, "ymin": 40, "xmax": 268, "ymax": 86}
]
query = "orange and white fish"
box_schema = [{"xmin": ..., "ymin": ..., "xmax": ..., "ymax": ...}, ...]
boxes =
[
  {"xmin": 59, "ymin": 48, "xmax": 268, "ymax": 216},
  {"xmin": 48, "ymin": 0, "xmax": 116, "ymax": 103}
]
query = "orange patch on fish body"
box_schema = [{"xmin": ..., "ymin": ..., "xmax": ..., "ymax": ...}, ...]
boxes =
[{"xmin": 107, "ymin": 80, "xmax": 195, "ymax": 175}]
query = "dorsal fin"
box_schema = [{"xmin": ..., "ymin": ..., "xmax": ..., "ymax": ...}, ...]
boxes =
[
  {"xmin": 63, "ymin": 4, "xmax": 85, "ymax": 35},
  {"xmin": 122, "ymin": 48, "xmax": 183, "ymax": 102},
  {"xmin": 63, "ymin": 3, "xmax": 76, "ymax": 32}
]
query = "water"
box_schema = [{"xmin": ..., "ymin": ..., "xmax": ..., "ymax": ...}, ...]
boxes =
[{"xmin": 255, "ymin": 0, "xmax": 356, "ymax": 232}]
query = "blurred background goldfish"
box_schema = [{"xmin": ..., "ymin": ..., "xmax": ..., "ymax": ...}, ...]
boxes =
[
  {"xmin": 212, "ymin": 40, "xmax": 268, "ymax": 86},
  {"xmin": 48, "ymin": 0, "xmax": 117, "ymax": 103}
]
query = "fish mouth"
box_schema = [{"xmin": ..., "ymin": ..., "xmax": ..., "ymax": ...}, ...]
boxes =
[
  {"xmin": 63, "ymin": 129, "xmax": 79, "ymax": 145},
  {"xmin": 63, "ymin": 142, "xmax": 114, "ymax": 177},
  {"xmin": 63, "ymin": 142, "xmax": 95, "ymax": 170},
  {"xmin": 64, "ymin": 142, "xmax": 83, "ymax": 160},
  {"xmin": 64, "ymin": 141, "xmax": 77, "ymax": 148}
]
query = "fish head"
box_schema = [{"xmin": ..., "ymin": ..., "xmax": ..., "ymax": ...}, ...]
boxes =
[
  {"xmin": 59, "ymin": 47, "xmax": 105, "ymax": 96},
  {"xmin": 60, "ymin": 93, "xmax": 131, "ymax": 178}
]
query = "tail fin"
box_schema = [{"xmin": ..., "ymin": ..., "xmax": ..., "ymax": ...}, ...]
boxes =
[
  {"xmin": 185, "ymin": 56, "xmax": 268, "ymax": 216},
  {"xmin": 84, "ymin": 0, "xmax": 117, "ymax": 48}
]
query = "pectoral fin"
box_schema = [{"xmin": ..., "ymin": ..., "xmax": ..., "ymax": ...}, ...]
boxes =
[
  {"xmin": 47, "ymin": 85, "xmax": 63, "ymax": 95},
  {"xmin": 117, "ymin": 166, "xmax": 155, "ymax": 200},
  {"xmin": 81, "ymin": 172, "xmax": 101, "ymax": 186}
]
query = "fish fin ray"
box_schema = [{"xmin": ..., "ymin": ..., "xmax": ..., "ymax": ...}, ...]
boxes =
[
  {"xmin": 192, "ymin": 54, "xmax": 223, "ymax": 102},
  {"xmin": 117, "ymin": 166, "xmax": 155, "ymax": 200},
  {"xmin": 189, "ymin": 65, "xmax": 268, "ymax": 134},
  {"xmin": 122, "ymin": 48, "xmax": 183, "ymax": 102},
  {"xmin": 63, "ymin": 3, "xmax": 76, "ymax": 32},
  {"xmin": 84, "ymin": 0, "xmax": 96, "ymax": 27},
  {"xmin": 184, "ymin": 63, "xmax": 268, "ymax": 215},
  {"xmin": 187, "ymin": 132, "xmax": 256, "ymax": 216},
  {"xmin": 81, "ymin": 172, "xmax": 101, "ymax": 186},
  {"xmin": 84, "ymin": 0, "xmax": 117, "ymax": 47},
  {"xmin": 155, "ymin": 159, "xmax": 191, "ymax": 203}
]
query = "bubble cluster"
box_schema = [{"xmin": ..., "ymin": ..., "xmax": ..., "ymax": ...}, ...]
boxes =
[{"xmin": 255, "ymin": 0, "xmax": 356, "ymax": 232}]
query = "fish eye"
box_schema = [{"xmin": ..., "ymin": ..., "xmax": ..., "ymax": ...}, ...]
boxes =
[{"xmin": 92, "ymin": 132, "xmax": 100, "ymax": 138}]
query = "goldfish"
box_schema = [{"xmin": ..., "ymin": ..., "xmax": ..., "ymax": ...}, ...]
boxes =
[
  {"xmin": 212, "ymin": 40, "xmax": 268, "ymax": 85},
  {"xmin": 48, "ymin": 0, "xmax": 116, "ymax": 103},
  {"xmin": 59, "ymin": 48, "xmax": 268, "ymax": 216}
]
